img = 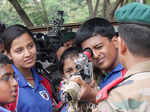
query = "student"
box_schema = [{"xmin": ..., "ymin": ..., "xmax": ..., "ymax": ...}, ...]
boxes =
[
  {"xmin": 76, "ymin": 17, "xmax": 126, "ymax": 89},
  {"xmin": 0, "ymin": 53, "xmax": 17, "ymax": 112},
  {"xmin": 2, "ymin": 24, "xmax": 53, "ymax": 112},
  {"xmin": 59, "ymin": 47, "xmax": 95, "ymax": 112},
  {"xmin": 59, "ymin": 47, "xmax": 102, "ymax": 112},
  {"xmin": 57, "ymin": 32, "xmax": 76, "ymax": 61},
  {"xmin": 59, "ymin": 47, "xmax": 81, "ymax": 79},
  {"xmin": 62, "ymin": 32, "xmax": 76, "ymax": 48},
  {"xmin": 74, "ymin": 2, "xmax": 150, "ymax": 112},
  {"xmin": 59, "ymin": 47, "xmax": 82, "ymax": 112}
]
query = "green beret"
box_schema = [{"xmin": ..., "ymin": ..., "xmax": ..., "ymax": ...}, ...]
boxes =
[
  {"xmin": 115, "ymin": 2, "xmax": 150, "ymax": 25},
  {"xmin": 63, "ymin": 32, "xmax": 76, "ymax": 43}
]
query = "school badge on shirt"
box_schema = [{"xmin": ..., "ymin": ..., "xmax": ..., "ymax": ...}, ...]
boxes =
[{"xmin": 39, "ymin": 90, "xmax": 49, "ymax": 101}]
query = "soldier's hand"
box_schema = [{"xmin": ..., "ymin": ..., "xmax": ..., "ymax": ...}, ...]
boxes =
[
  {"xmin": 89, "ymin": 80, "xmax": 96, "ymax": 88},
  {"xmin": 72, "ymin": 78, "xmax": 98, "ymax": 104}
]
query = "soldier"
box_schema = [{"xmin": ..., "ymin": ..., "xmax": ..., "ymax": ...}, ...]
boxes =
[{"xmin": 74, "ymin": 2, "xmax": 150, "ymax": 112}]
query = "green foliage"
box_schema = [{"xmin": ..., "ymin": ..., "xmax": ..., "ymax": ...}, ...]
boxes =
[
  {"xmin": 0, "ymin": 0, "xmax": 23, "ymax": 26},
  {"xmin": 0, "ymin": 0, "xmax": 149, "ymax": 26},
  {"xmin": 60, "ymin": 0, "xmax": 89, "ymax": 23},
  {"xmin": 0, "ymin": 0, "xmax": 89, "ymax": 26}
]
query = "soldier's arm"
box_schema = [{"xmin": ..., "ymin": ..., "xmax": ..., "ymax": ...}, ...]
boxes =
[{"xmin": 72, "ymin": 78, "xmax": 98, "ymax": 104}]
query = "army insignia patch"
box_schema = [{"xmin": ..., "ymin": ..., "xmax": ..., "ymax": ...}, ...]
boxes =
[{"xmin": 39, "ymin": 90, "xmax": 49, "ymax": 101}]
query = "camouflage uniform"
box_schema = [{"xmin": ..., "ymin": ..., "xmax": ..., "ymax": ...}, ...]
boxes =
[
  {"xmin": 96, "ymin": 60, "xmax": 150, "ymax": 112},
  {"xmin": 66, "ymin": 101, "xmax": 93, "ymax": 112},
  {"xmin": 61, "ymin": 79, "xmax": 97, "ymax": 112}
]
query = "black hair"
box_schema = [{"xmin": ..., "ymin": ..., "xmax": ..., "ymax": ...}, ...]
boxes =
[
  {"xmin": 0, "ymin": 38, "xmax": 3, "ymax": 44},
  {"xmin": 59, "ymin": 47, "xmax": 82, "ymax": 74},
  {"xmin": 62, "ymin": 32, "xmax": 76, "ymax": 44},
  {"xmin": 75, "ymin": 17, "xmax": 116, "ymax": 46},
  {"xmin": 0, "ymin": 53, "xmax": 11, "ymax": 65},
  {"xmin": 118, "ymin": 24, "xmax": 150, "ymax": 57},
  {"xmin": 0, "ymin": 22, "xmax": 5, "ymax": 34},
  {"xmin": 0, "ymin": 22, "xmax": 5, "ymax": 43},
  {"xmin": 2, "ymin": 24, "xmax": 33, "ymax": 53}
]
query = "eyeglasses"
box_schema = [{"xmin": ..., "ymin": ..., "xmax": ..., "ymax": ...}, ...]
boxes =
[{"xmin": 0, "ymin": 73, "xmax": 16, "ymax": 82}]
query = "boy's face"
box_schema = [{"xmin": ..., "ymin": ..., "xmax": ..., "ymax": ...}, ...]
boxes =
[
  {"xmin": 81, "ymin": 35, "xmax": 119, "ymax": 72},
  {"xmin": 0, "ymin": 64, "xmax": 17, "ymax": 104}
]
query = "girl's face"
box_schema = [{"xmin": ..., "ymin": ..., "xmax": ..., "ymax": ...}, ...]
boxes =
[
  {"xmin": 63, "ymin": 56, "xmax": 78, "ymax": 79},
  {"xmin": 8, "ymin": 33, "xmax": 37, "ymax": 70}
]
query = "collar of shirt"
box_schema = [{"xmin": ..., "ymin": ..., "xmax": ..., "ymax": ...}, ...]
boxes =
[
  {"xmin": 0, "ymin": 106, "xmax": 11, "ymax": 112},
  {"xmin": 125, "ymin": 60, "xmax": 150, "ymax": 78},
  {"xmin": 12, "ymin": 64, "xmax": 42, "ymax": 90},
  {"xmin": 103, "ymin": 63, "xmax": 123, "ymax": 81}
]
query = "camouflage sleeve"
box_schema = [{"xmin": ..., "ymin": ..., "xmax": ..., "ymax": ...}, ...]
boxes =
[
  {"xmin": 94, "ymin": 71, "xmax": 150, "ymax": 112},
  {"xmin": 95, "ymin": 99, "xmax": 150, "ymax": 112}
]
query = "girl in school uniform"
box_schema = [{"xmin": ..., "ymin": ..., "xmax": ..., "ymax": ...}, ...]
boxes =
[{"xmin": 2, "ymin": 24, "xmax": 53, "ymax": 112}]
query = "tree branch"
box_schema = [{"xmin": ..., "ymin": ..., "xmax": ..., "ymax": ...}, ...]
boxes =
[
  {"xmin": 40, "ymin": 0, "xmax": 49, "ymax": 25},
  {"xmin": 8, "ymin": 0, "xmax": 33, "ymax": 27},
  {"xmin": 93, "ymin": 0, "xmax": 100, "ymax": 17},
  {"xmin": 109, "ymin": 0, "xmax": 124, "ymax": 20},
  {"xmin": 86, "ymin": 0, "xmax": 94, "ymax": 18},
  {"xmin": 102, "ymin": 0, "xmax": 107, "ymax": 18}
]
